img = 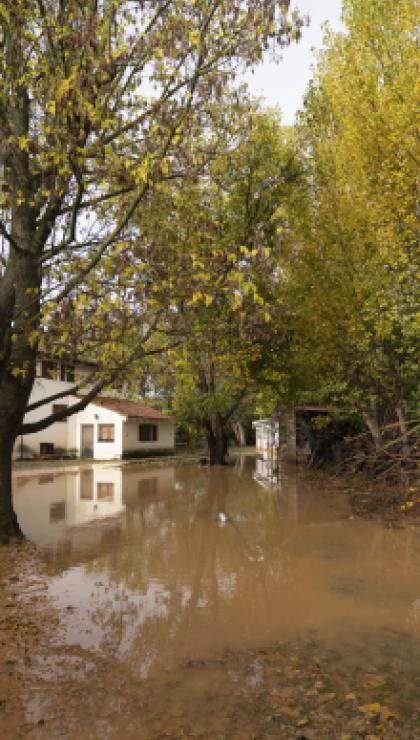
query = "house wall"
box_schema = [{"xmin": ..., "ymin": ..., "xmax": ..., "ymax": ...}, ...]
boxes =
[
  {"xmin": 14, "ymin": 362, "xmax": 172, "ymax": 460},
  {"xmin": 67, "ymin": 406, "xmax": 124, "ymax": 460},
  {"xmin": 123, "ymin": 418, "xmax": 174, "ymax": 455},
  {"xmin": 13, "ymin": 358, "xmax": 97, "ymax": 459},
  {"xmin": 14, "ymin": 388, "xmax": 125, "ymax": 460},
  {"xmin": 13, "ymin": 377, "xmax": 76, "ymax": 459},
  {"xmin": 254, "ymin": 421, "xmax": 279, "ymax": 451}
]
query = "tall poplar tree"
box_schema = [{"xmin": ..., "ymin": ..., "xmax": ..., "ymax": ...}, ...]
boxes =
[{"xmin": 286, "ymin": 0, "xmax": 419, "ymax": 448}]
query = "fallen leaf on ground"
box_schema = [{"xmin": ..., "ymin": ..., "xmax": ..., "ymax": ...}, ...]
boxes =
[
  {"xmin": 359, "ymin": 702, "xmax": 381, "ymax": 714},
  {"xmin": 381, "ymin": 706, "xmax": 399, "ymax": 721},
  {"xmin": 297, "ymin": 717, "xmax": 309, "ymax": 727}
]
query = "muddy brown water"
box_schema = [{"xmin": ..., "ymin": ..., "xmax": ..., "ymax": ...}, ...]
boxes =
[{"xmin": 8, "ymin": 456, "xmax": 420, "ymax": 737}]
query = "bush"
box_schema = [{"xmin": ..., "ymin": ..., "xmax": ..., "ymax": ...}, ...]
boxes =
[{"xmin": 122, "ymin": 448, "xmax": 175, "ymax": 460}]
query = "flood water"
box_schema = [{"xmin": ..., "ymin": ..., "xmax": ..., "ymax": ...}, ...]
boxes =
[{"xmin": 11, "ymin": 456, "xmax": 420, "ymax": 737}]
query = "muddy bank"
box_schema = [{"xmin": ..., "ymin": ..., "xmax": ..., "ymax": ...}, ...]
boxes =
[
  {"xmin": 0, "ymin": 543, "xmax": 57, "ymax": 739},
  {"xmin": 350, "ymin": 481, "xmax": 420, "ymax": 524},
  {"xmin": 301, "ymin": 468, "xmax": 420, "ymax": 526},
  {"xmin": 3, "ymin": 458, "xmax": 420, "ymax": 738},
  {"xmin": 1, "ymin": 547, "xmax": 419, "ymax": 739}
]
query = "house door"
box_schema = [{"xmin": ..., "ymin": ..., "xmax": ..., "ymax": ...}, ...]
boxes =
[{"xmin": 81, "ymin": 425, "xmax": 94, "ymax": 458}]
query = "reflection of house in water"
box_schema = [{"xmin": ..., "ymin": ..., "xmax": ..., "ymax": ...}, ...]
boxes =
[
  {"xmin": 122, "ymin": 466, "xmax": 176, "ymax": 528},
  {"xmin": 13, "ymin": 463, "xmax": 176, "ymax": 555},
  {"xmin": 13, "ymin": 465, "xmax": 125, "ymax": 552},
  {"xmin": 254, "ymin": 455, "xmax": 281, "ymax": 488},
  {"xmin": 123, "ymin": 466, "xmax": 175, "ymax": 506}
]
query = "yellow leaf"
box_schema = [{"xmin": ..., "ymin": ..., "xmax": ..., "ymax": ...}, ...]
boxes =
[
  {"xmin": 381, "ymin": 706, "xmax": 399, "ymax": 721},
  {"xmin": 0, "ymin": 4, "xmax": 10, "ymax": 23},
  {"xmin": 189, "ymin": 30, "xmax": 200, "ymax": 46},
  {"xmin": 18, "ymin": 136, "xmax": 29, "ymax": 152},
  {"xmin": 46, "ymin": 100, "xmax": 56, "ymax": 115},
  {"xmin": 359, "ymin": 702, "xmax": 381, "ymax": 714},
  {"xmin": 297, "ymin": 718, "xmax": 309, "ymax": 727},
  {"xmin": 57, "ymin": 78, "xmax": 71, "ymax": 99}
]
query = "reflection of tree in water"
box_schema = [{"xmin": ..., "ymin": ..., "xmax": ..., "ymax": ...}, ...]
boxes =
[
  {"xmin": 65, "ymin": 462, "xmax": 420, "ymax": 680},
  {"xmin": 78, "ymin": 464, "xmax": 286, "ymax": 673}
]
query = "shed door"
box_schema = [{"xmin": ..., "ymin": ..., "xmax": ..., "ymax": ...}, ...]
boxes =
[{"xmin": 81, "ymin": 425, "xmax": 94, "ymax": 458}]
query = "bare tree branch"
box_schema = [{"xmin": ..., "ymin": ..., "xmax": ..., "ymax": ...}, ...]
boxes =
[{"xmin": 0, "ymin": 221, "xmax": 27, "ymax": 255}]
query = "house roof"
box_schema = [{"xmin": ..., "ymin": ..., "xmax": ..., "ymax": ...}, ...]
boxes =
[{"xmin": 80, "ymin": 396, "xmax": 170, "ymax": 420}]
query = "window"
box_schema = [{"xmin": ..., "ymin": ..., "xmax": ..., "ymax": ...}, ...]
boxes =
[
  {"xmin": 40, "ymin": 442, "xmax": 54, "ymax": 455},
  {"xmin": 138, "ymin": 424, "xmax": 158, "ymax": 442},
  {"xmin": 41, "ymin": 360, "xmax": 58, "ymax": 379},
  {"xmin": 98, "ymin": 424, "xmax": 115, "ymax": 442},
  {"xmin": 97, "ymin": 482, "xmax": 114, "ymax": 501},
  {"xmin": 52, "ymin": 403, "xmax": 67, "ymax": 422},
  {"xmin": 60, "ymin": 364, "xmax": 75, "ymax": 382},
  {"xmin": 50, "ymin": 501, "xmax": 66, "ymax": 522},
  {"xmin": 138, "ymin": 478, "xmax": 158, "ymax": 497}
]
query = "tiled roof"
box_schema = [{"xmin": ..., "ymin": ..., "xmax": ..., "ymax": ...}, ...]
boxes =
[{"xmin": 79, "ymin": 395, "xmax": 170, "ymax": 420}]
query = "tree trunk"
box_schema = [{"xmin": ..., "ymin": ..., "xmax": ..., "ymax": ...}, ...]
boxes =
[
  {"xmin": 207, "ymin": 414, "xmax": 228, "ymax": 465},
  {"xmin": 396, "ymin": 403, "xmax": 410, "ymax": 458},
  {"xmin": 362, "ymin": 401, "xmax": 382, "ymax": 453},
  {"xmin": 0, "ymin": 372, "xmax": 34, "ymax": 542},
  {"xmin": 0, "ymin": 248, "xmax": 39, "ymax": 543},
  {"xmin": 0, "ymin": 433, "xmax": 23, "ymax": 543},
  {"xmin": 232, "ymin": 421, "xmax": 246, "ymax": 447}
]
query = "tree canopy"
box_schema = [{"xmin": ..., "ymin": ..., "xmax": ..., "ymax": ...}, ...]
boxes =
[
  {"xmin": 277, "ymin": 0, "xmax": 419, "ymax": 449},
  {"xmin": 0, "ymin": 0, "xmax": 306, "ymax": 541}
]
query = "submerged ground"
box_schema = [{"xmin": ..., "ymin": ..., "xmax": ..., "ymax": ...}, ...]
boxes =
[{"xmin": 1, "ymin": 456, "xmax": 420, "ymax": 738}]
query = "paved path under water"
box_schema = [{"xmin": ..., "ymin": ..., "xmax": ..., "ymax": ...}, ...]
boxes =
[{"xmin": 3, "ymin": 456, "xmax": 420, "ymax": 738}]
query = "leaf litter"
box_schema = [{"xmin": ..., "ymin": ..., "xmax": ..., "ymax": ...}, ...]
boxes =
[{"xmin": 1, "ymin": 543, "xmax": 420, "ymax": 739}]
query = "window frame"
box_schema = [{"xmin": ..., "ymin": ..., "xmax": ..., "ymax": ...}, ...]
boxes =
[
  {"xmin": 138, "ymin": 423, "xmax": 158, "ymax": 442},
  {"xmin": 97, "ymin": 424, "xmax": 115, "ymax": 443},
  {"xmin": 97, "ymin": 482, "xmax": 115, "ymax": 501},
  {"xmin": 52, "ymin": 403, "xmax": 68, "ymax": 422},
  {"xmin": 60, "ymin": 364, "xmax": 75, "ymax": 382},
  {"xmin": 40, "ymin": 442, "xmax": 55, "ymax": 455}
]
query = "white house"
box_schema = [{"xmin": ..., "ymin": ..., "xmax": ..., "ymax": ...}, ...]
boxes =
[
  {"xmin": 253, "ymin": 418, "xmax": 280, "ymax": 454},
  {"xmin": 14, "ymin": 358, "xmax": 175, "ymax": 460}
]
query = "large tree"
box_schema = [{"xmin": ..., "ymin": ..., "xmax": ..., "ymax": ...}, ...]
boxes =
[
  {"xmin": 0, "ymin": 0, "xmax": 306, "ymax": 542},
  {"xmin": 137, "ymin": 110, "xmax": 302, "ymax": 462},
  {"xmin": 281, "ymin": 0, "xmax": 419, "ymax": 450}
]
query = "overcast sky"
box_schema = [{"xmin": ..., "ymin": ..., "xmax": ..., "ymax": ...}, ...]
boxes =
[{"xmin": 245, "ymin": 0, "xmax": 344, "ymax": 124}]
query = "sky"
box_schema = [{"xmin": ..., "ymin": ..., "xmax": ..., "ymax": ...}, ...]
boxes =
[{"xmin": 245, "ymin": 0, "xmax": 344, "ymax": 124}]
